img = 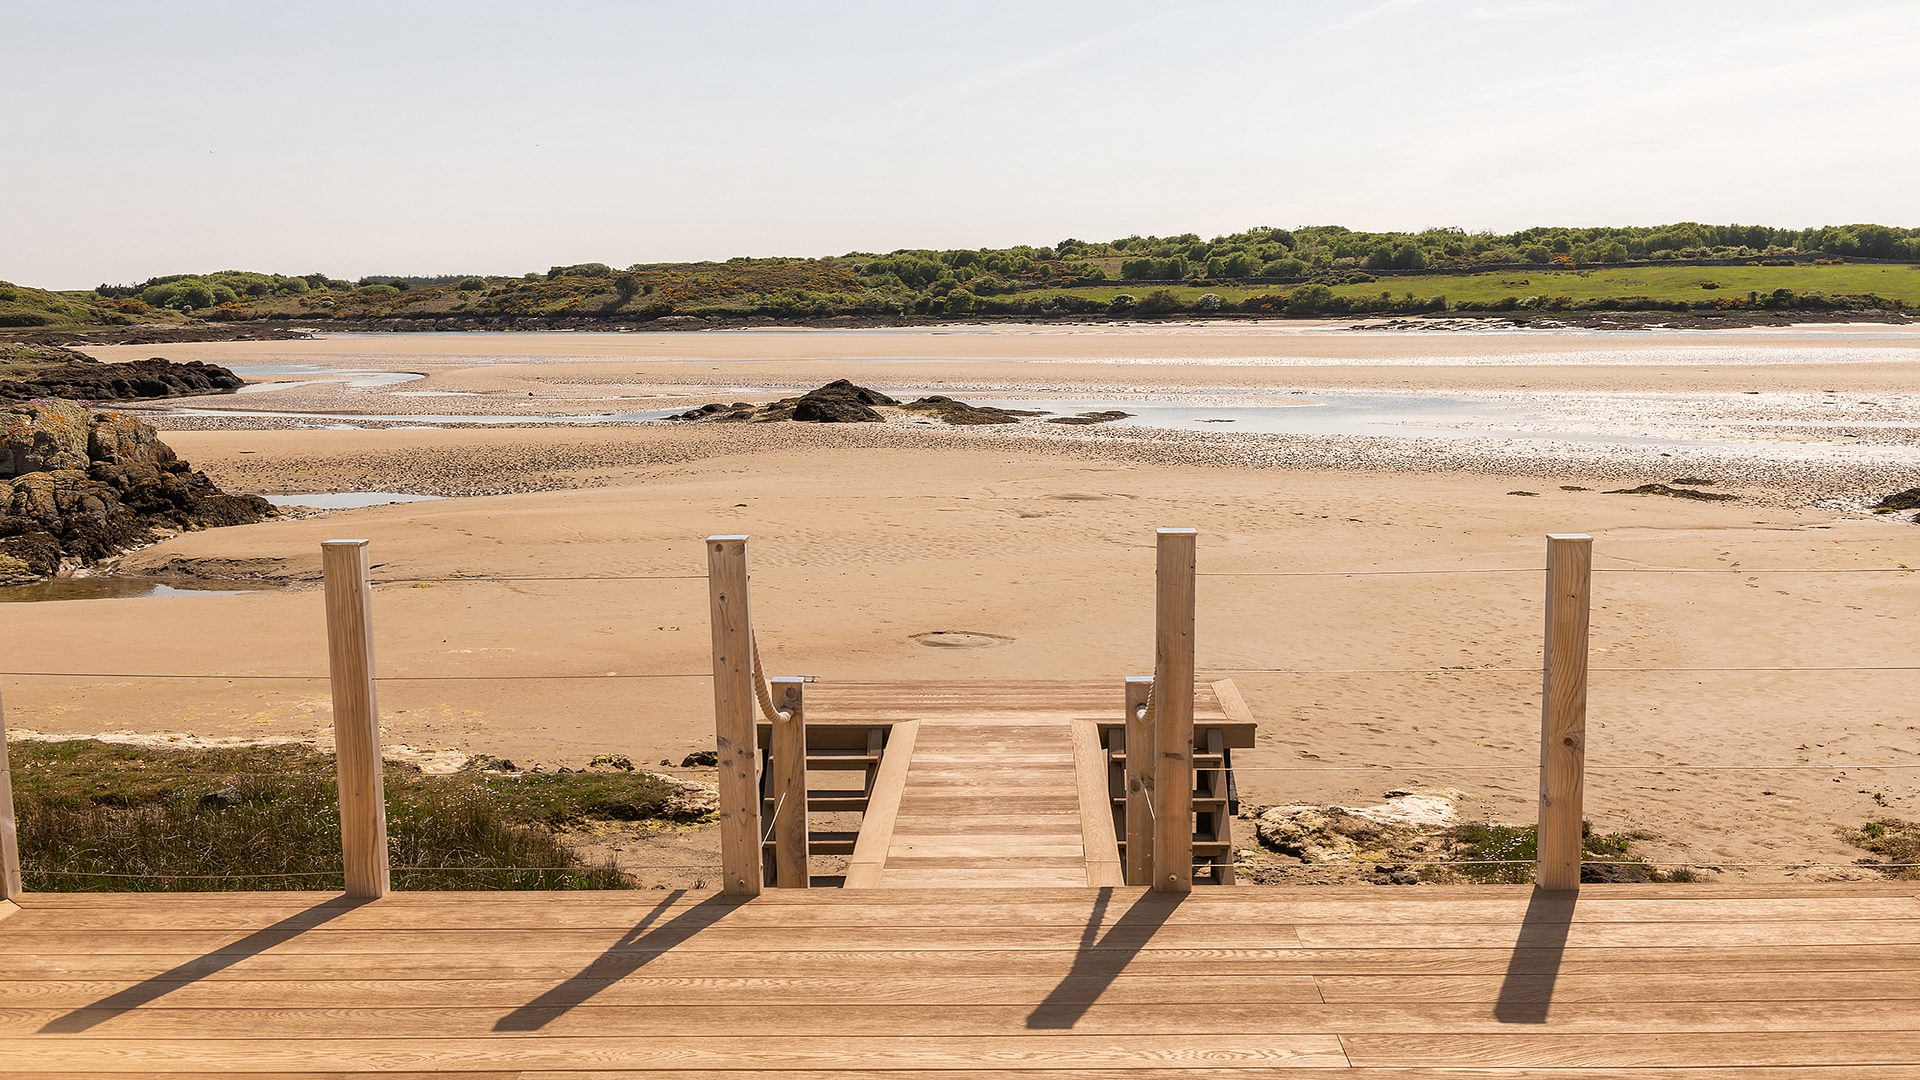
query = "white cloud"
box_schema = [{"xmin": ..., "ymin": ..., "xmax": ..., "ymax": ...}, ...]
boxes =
[{"xmin": 1472, "ymin": 2, "xmax": 1581, "ymax": 18}]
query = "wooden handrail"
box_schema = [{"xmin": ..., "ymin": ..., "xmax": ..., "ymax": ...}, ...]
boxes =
[
  {"xmin": 707, "ymin": 535, "xmax": 764, "ymax": 896},
  {"xmin": 1537, "ymin": 533, "xmax": 1593, "ymax": 891},
  {"xmin": 1152, "ymin": 528, "xmax": 1197, "ymax": 894},
  {"xmin": 769, "ymin": 676, "xmax": 809, "ymax": 888},
  {"xmin": 322, "ymin": 540, "xmax": 390, "ymax": 899},
  {"xmin": 1122, "ymin": 675, "xmax": 1154, "ymax": 886}
]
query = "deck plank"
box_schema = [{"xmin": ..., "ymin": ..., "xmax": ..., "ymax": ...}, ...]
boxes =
[
  {"xmin": 6, "ymin": 1000, "xmax": 1920, "ymax": 1037},
  {"xmin": 0, "ymin": 1034, "xmax": 1354, "ymax": 1070},
  {"xmin": 13, "ymin": 892, "xmax": 1920, "ymax": 930}
]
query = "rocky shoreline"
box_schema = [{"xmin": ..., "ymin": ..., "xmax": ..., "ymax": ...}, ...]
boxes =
[
  {"xmin": 5, "ymin": 308, "xmax": 1911, "ymax": 347},
  {"xmin": 2, "ymin": 402, "xmax": 273, "ymax": 584}
]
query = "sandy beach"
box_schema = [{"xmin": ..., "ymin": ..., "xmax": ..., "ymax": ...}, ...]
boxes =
[{"xmin": 7, "ymin": 322, "xmax": 1918, "ymax": 881}]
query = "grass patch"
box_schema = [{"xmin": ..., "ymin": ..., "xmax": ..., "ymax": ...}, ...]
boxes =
[
  {"xmin": 1846, "ymin": 819, "xmax": 1920, "ymax": 880},
  {"xmin": 1449, "ymin": 821, "xmax": 1694, "ymax": 884},
  {"xmin": 1008, "ymin": 264, "xmax": 1920, "ymax": 310},
  {"xmin": 12, "ymin": 739, "xmax": 706, "ymax": 891},
  {"xmin": 1324, "ymin": 263, "xmax": 1920, "ymax": 307}
]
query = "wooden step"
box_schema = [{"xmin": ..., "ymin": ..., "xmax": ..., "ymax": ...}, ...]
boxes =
[
  {"xmin": 1117, "ymin": 839, "xmax": 1235, "ymax": 856},
  {"xmin": 1111, "ymin": 795, "xmax": 1229, "ymax": 809},
  {"xmin": 1107, "ymin": 752, "xmax": 1227, "ymax": 769},
  {"xmin": 764, "ymin": 793, "xmax": 872, "ymax": 814},
  {"xmin": 761, "ymin": 830, "xmax": 859, "ymax": 857},
  {"xmin": 807, "ymin": 751, "xmax": 881, "ymax": 766}
]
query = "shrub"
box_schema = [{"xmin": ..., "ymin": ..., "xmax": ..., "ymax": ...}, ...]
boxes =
[{"xmin": 1137, "ymin": 289, "xmax": 1184, "ymax": 315}]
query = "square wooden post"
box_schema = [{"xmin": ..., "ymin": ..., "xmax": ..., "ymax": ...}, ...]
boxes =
[
  {"xmin": 1536, "ymin": 533, "xmax": 1593, "ymax": 891},
  {"xmin": 1152, "ymin": 528, "xmax": 1196, "ymax": 894},
  {"xmin": 1123, "ymin": 675, "xmax": 1154, "ymax": 887},
  {"xmin": 707, "ymin": 535, "xmax": 764, "ymax": 896},
  {"xmin": 322, "ymin": 540, "xmax": 390, "ymax": 899},
  {"xmin": 770, "ymin": 677, "xmax": 809, "ymax": 889},
  {"xmin": 0, "ymin": 686, "xmax": 22, "ymax": 901}
]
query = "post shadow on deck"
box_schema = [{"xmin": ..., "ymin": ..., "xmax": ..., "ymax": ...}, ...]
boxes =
[
  {"xmin": 1026, "ymin": 887, "xmax": 1183, "ymax": 1030},
  {"xmin": 493, "ymin": 890, "xmax": 743, "ymax": 1032},
  {"xmin": 1492, "ymin": 886, "xmax": 1578, "ymax": 1024},
  {"xmin": 40, "ymin": 897, "xmax": 371, "ymax": 1034}
]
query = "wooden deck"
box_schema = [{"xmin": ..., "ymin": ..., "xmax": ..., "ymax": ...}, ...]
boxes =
[{"xmin": 7, "ymin": 883, "xmax": 1920, "ymax": 1075}]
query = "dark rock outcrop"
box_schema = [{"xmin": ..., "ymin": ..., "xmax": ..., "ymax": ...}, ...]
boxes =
[
  {"xmin": 670, "ymin": 380, "xmax": 1089, "ymax": 428},
  {"xmin": 0, "ymin": 344, "xmax": 245, "ymax": 402},
  {"xmin": 1046, "ymin": 410, "xmax": 1132, "ymax": 426},
  {"xmin": 899, "ymin": 396, "xmax": 1043, "ymax": 426},
  {"xmin": 669, "ymin": 380, "xmax": 900, "ymax": 424},
  {"xmin": 1, "ymin": 402, "xmax": 273, "ymax": 584},
  {"xmin": 789, "ymin": 380, "xmax": 897, "ymax": 422},
  {"xmin": 1875, "ymin": 488, "xmax": 1920, "ymax": 512},
  {"xmin": 1604, "ymin": 482, "xmax": 1738, "ymax": 502}
]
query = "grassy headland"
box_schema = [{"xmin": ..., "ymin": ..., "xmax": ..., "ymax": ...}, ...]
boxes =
[{"xmin": 12, "ymin": 221, "xmax": 1920, "ymax": 339}]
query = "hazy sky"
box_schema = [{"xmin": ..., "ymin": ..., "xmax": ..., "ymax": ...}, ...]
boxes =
[{"xmin": 7, "ymin": 0, "xmax": 1917, "ymax": 287}]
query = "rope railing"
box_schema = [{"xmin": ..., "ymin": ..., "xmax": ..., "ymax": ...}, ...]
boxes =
[{"xmin": 749, "ymin": 632, "xmax": 786, "ymax": 725}]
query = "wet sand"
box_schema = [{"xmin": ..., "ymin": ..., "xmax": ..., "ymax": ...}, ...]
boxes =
[{"xmin": 9, "ymin": 323, "xmax": 1916, "ymax": 881}]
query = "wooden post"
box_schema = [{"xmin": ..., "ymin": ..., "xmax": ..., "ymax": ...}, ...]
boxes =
[
  {"xmin": 322, "ymin": 540, "xmax": 390, "ymax": 899},
  {"xmin": 770, "ymin": 676, "xmax": 809, "ymax": 889},
  {"xmin": 1152, "ymin": 528, "xmax": 1196, "ymax": 894},
  {"xmin": 1536, "ymin": 533, "xmax": 1593, "ymax": 891},
  {"xmin": 0, "ymin": 686, "xmax": 22, "ymax": 901},
  {"xmin": 707, "ymin": 535, "xmax": 764, "ymax": 896},
  {"xmin": 1123, "ymin": 675, "xmax": 1154, "ymax": 887}
]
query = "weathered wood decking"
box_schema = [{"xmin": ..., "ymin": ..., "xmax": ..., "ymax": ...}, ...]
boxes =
[{"xmin": 7, "ymin": 884, "xmax": 1920, "ymax": 1075}]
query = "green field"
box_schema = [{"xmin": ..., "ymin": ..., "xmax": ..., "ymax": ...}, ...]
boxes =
[{"xmin": 1003, "ymin": 263, "xmax": 1920, "ymax": 309}]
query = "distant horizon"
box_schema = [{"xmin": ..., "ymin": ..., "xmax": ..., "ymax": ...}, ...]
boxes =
[{"xmin": 7, "ymin": 1, "xmax": 1917, "ymax": 288}]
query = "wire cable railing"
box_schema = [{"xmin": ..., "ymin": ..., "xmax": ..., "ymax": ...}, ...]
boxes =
[
  {"xmin": 371, "ymin": 573, "xmax": 707, "ymax": 584},
  {"xmin": 0, "ymin": 670, "xmax": 713, "ymax": 681},
  {"xmin": 7, "ymin": 534, "xmax": 1917, "ymax": 898},
  {"xmin": 1200, "ymin": 564, "xmax": 1916, "ymax": 577}
]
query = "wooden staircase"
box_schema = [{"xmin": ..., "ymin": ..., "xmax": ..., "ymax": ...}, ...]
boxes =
[
  {"xmin": 757, "ymin": 680, "xmax": 1256, "ymax": 888},
  {"xmin": 1104, "ymin": 724, "xmax": 1240, "ymax": 884}
]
